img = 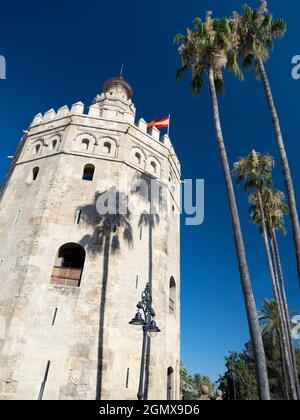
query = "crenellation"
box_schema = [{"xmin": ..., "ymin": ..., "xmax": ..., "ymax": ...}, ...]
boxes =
[
  {"xmin": 44, "ymin": 109, "xmax": 56, "ymax": 121},
  {"xmin": 57, "ymin": 106, "xmax": 70, "ymax": 118},
  {"xmin": 137, "ymin": 118, "xmax": 148, "ymax": 133},
  {"xmin": 70, "ymin": 102, "xmax": 84, "ymax": 115},
  {"xmin": 161, "ymin": 134, "xmax": 172, "ymax": 148},
  {"xmin": 31, "ymin": 113, "xmax": 43, "ymax": 127},
  {"xmin": 149, "ymin": 126, "xmax": 160, "ymax": 142}
]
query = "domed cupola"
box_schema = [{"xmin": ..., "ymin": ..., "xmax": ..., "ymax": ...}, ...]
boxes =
[
  {"xmin": 102, "ymin": 75, "xmax": 133, "ymax": 101},
  {"xmin": 92, "ymin": 75, "xmax": 136, "ymax": 123}
]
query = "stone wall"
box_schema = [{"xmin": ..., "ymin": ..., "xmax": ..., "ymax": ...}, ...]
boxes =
[{"xmin": 0, "ymin": 78, "xmax": 181, "ymax": 400}]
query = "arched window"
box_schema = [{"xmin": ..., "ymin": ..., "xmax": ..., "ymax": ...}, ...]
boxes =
[
  {"xmin": 52, "ymin": 140, "xmax": 58, "ymax": 151},
  {"xmin": 81, "ymin": 139, "xmax": 90, "ymax": 152},
  {"xmin": 167, "ymin": 367, "xmax": 174, "ymax": 400},
  {"xmin": 169, "ymin": 277, "xmax": 176, "ymax": 315},
  {"xmin": 103, "ymin": 142, "xmax": 112, "ymax": 154},
  {"xmin": 150, "ymin": 161, "xmax": 157, "ymax": 174},
  {"xmin": 82, "ymin": 164, "xmax": 95, "ymax": 181},
  {"xmin": 135, "ymin": 152, "xmax": 141, "ymax": 165},
  {"xmin": 35, "ymin": 144, "xmax": 41, "ymax": 155},
  {"xmin": 50, "ymin": 243, "xmax": 86, "ymax": 287},
  {"xmin": 32, "ymin": 167, "xmax": 40, "ymax": 181},
  {"xmin": 131, "ymin": 148, "xmax": 145, "ymax": 168}
]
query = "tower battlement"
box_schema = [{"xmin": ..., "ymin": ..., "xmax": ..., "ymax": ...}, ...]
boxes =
[{"xmin": 29, "ymin": 104, "xmax": 180, "ymax": 172}]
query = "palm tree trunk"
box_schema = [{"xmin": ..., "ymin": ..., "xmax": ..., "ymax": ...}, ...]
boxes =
[
  {"xmin": 269, "ymin": 235, "xmax": 296, "ymax": 398},
  {"xmin": 208, "ymin": 65, "xmax": 270, "ymax": 400},
  {"xmin": 258, "ymin": 58, "xmax": 300, "ymax": 288},
  {"xmin": 96, "ymin": 230, "xmax": 111, "ymax": 400},
  {"xmin": 272, "ymin": 230, "xmax": 300, "ymax": 398},
  {"xmin": 256, "ymin": 191, "xmax": 298, "ymax": 400},
  {"xmin": 277, "ymin": 331, "xmax": 290, "ymax": 400}
]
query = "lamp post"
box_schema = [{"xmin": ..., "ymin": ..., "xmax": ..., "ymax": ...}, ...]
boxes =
[{"xmin": 129, "ymin": 282, "xmax": 161, "ymax": 400}]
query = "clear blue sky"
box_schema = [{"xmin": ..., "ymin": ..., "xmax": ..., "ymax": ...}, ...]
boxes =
[{"xmin": 1, "ymin": 0, "xmax": 300, "ymax": 382}]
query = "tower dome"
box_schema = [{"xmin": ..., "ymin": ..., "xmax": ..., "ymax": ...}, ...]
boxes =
[
  {"xmin": 92, "ymin": 75, "xmax": 136, "ymax": 123},
  {"xmin": 102, "ymin": 75, "xmax": 133, "ymax": 100}
]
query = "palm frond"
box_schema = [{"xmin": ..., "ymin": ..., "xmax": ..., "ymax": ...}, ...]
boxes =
[
  {"xmin": 176, "ymin": 64, "xmax": 190, "ymax": 81},
  {"xmin": 271, "ymin": 18, "xmax": 287, "ymax": 37},
  {"xmin": 193, "ymin": 17, "xmax": 204, "ymax": 36},
  {"xmin": 190, "ymin": 73, "xmax": 204, "ymax": 95},
  {"xmin": 242, "ymin": 54, "xmax": 254, "ymax": 69},
  {"xmin": 214, "ymin": 76, "xmax": 225, "ymax": 94},
  {"xmin": 227, "ymin": 50, "xmax": 244, "ymax": 80},
  {"xmin": 174, "ymin": 33, "xmax": 185, "ymax": 44}
]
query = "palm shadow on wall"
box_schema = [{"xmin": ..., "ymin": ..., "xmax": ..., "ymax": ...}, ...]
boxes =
[
  {"xmin": 78, "ymin": 188, "xmax": 133, "ymax": 400},
  {"xmin": 131, "ymin": 173, "xmax": 166, "ymax": 398}
]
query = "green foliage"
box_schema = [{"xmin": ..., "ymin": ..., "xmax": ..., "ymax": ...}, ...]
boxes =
[
  {"xmin": 175, "ymin": 11, "xmax": 243, "ymax": 95},
  {"xmin": 219, "ymin": 299, "xmax": 300, "ymax": 400},
  {"xmin": 233, "ymin": 150, "xmax": 274, "ymax": 192},
  {"xmin": 174, "ymin": 3, "xmax": 287, "ymax": 92},
  {"xmin": 227, "ymin": 50, "xmax": 244, "ymax": 81},
  {"xmin": 233, "ymin": 2, "xmax": 287, "ymax": 73},
  {"xmin": 233, "ymin": 151, "xmax": 288, "ymax": 236},
  {"xmin": 258, "ymin": 298, "xmax": 281, "ymax": 339},
  {"xmin": 180, "ymin": 362, "xmax": 215, "ymax": 400},
  {"xmin": 180, "ymin": 362, "xmax": 195, "ymax": 399},
  {"xmin": 249, "ymin": 188, "xmax": 288, "ymax": 236},
  {"xmin": 218, "ymin": 350, "xmax": 259, "ymax": 400}
]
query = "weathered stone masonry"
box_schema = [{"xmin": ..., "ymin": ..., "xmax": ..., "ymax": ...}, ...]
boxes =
[{"xmin": 0, "ymin": 76, "xmax": 181, "ymax": 400}]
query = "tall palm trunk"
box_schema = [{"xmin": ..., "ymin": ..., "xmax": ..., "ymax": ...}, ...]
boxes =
[
  {"xmin": 208, "ymin": 66, "xmax": 270, "ymax": 400},
  {"xmin": 258, "ymin": 58, "xmax": 300, "ymax": 288},
  {"xmin": 272, "ymin": 230, "xmax": 300, "ymax": 397},
  {"xmin": 96, "ymin": 229, "xmax": 111, "ymax": 400},
  {"xmin": 269, "ymin": 236, "xmax": 296, "ymax": 399},
  {"xmin": 256, "ymin": 191, "xmax": 298, "ymax": 400},
  {"xmin": 278, "ymin": 331, "xmax": 290, "ymax": 400}
]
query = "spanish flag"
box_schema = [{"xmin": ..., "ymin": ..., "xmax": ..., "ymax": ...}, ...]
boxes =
[{"xmin": 147, "ymin": 115, "xmax": 170, "ymax": 130}]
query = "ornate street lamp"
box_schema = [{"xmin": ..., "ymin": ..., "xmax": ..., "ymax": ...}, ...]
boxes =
[{"xmin": 129, "ymin": 283, "xmax": 161, "ymax": 400}]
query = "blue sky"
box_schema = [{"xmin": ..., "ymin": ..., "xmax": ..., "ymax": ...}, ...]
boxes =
[{"xmin": 1, "ymin": 0, "xmax": 300, "ymax": 382}]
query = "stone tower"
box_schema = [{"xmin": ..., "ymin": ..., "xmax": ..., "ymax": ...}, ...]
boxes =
[{"xmin": 0, "ymin": 76, "xmax": 181, "ymax": 400}]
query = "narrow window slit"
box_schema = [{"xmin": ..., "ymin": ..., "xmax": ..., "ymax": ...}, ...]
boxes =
[
  {"xmin": 14, "ymin": 210, "xmax": 22, "ymax": 226},
  {"xmin": 51, "ymin": 308, "xmax": 58, "ymax": 326},
  {"xmin": 32, "ymin": 167, "xmax": 39, "ymax": 181},
  {"xmin": 38, "ymin": 361, "xmax": 51, "ymax": 400},
  {"xmin": 75, "ymin": 209, "xmax": 82, "ymax": 225},
  {"xmin": 126, "ymin": 368, "xmax": 130, "ymax": 389}
]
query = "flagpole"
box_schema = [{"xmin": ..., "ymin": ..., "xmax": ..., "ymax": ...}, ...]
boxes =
[{"xmin": 167, "ymin": 114, "xmax": 171, "ymax": 137}]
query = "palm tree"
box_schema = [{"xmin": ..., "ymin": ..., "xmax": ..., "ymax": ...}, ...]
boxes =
[
  {"xmin": 258, "ymin": 298, "xmax": 289, "ymax": 398},
  {"xmin": 249, "ymin": 187, "xmax": 300, "ymax": 397},
  {"xmin": 233, "ymin": 1, "xmax": 300, "ymax": 289},
  {"xmin": 79, "ymin": 188, "xmax": 133, "ymax": 400},
  {"xmin": 234, "ymin": 151, "xmax": 298, "ymax": 399},
  {"xmin": 175, "ymin": 12, "xmax": 270, "ymax": 400}
]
